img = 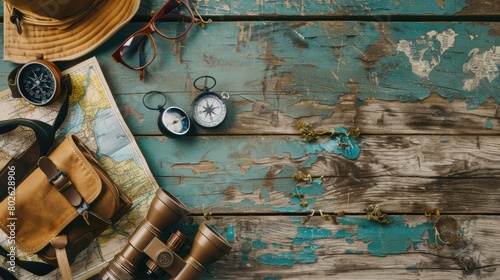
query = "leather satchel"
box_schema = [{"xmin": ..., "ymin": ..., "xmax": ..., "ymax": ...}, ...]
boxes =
[{"xmin": 0, "ymin": 134, "xmax": 132, "ymax": 279}]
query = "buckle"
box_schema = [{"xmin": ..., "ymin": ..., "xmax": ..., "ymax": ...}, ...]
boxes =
[{"xmin": 49, "ymin": 170, "xmax": 71, "ymax": 190}]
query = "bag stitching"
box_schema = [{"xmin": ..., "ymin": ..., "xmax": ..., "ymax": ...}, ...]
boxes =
[{"xmin": 0, "ymin": 136, "xmax": 101, "ymax": 252}]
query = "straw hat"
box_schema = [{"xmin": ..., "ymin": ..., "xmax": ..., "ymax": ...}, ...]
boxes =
[{"xmin": 3, "ymin": 0, "xmax": 140, "ymax": 63}]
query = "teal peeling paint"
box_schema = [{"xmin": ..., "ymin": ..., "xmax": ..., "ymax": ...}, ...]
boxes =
[
  {"xmin": 374, "ymin": 23, "xmax": 500, "ymax": 108},
  {"xmin": 241, "ymin": 238, "xmax": 253, "ymax": 264},
  {"xmin": 264, "ymin": 276, "xmax": 282, "ymax": 280},
  {"xmin": 486, "ymin": 118, "xmax": 493, "ymax": 129},
  {"xmin": 301, "ymin": 154, "xmax": 318, "ymax": 168},
  {"xmin": 274, "ymin": 180, "xmax": 327, "ymax": 212},
  {"xmin": 253, "ymin": 239, "xmax": 267, "ymax": 249},
  {"xmin": 340, "ymin": 216, "xmax": 433, "ymax": 256},
  {"xmin": 333, "ymin": 229, "xmax": 354, "ymax": 239},
  {"xmin": 295, "ymin": 179, "xmax": 326, "ymax": 196},
  {"xmin": 346, "ymin": 238, "xmax": 355, "ymax": 244},
  {"xmin": 293, "ymin": 227, "xmax": 332, "ymax": 245},
  {"xmin": 226, "ymin": 226, "xmax": 235, "ymax": 242},
  {"xmin": 272, "ymin": 205, "xmax": 311, "ymax": 212},
  {"xmin": 261, "ymin": 187, "xmax": 271, "ymax": 202},
  {"xmin": 258, "ymin": 245, "xmax": 320, "ymax": 266},
  {"xmin": 345, "ymin": 249, "xmax": 363, "ymax": 254},
  {"xmin": 272, "ymin": 243, "xmax": 282, "ymax": 248},
  {"xmin": 305, "ymin": 127, "xmax": 360, "ymax": 159}
]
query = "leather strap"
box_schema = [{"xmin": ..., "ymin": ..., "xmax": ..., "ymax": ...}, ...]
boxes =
[
  {"xmin": 0, "ymin": 119, "xmax": 55, "ymax": 201},
  {"xmin": 50, "ymin": 235, "xmax": 74, "ymax": 280},
  {"xmin": 0, "ymin": 74, "xmax": 72, "ymax": 201},
  {"xmin": 38, "ymin": 156, "xmax": 90, "ymax": 225},
  {"xmin": 0, "ymin": 267, "xmax": 17, "ymax": 280},
  {"xmin": 7, "ymin": 65, "xmax": 22, "ymax": 98},
  {"xmin": 0, "ymin": 69, "xmax": 73, "ymax": 277}
]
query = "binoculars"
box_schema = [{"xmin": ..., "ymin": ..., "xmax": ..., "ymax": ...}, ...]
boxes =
[{"xmin": 98, "ymin": 188, "xmax": 232, "ymax": 280}]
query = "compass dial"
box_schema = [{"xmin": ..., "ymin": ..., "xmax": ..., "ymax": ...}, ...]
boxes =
[
  {"xmin": 192, "ymin": 93, "xmax": 227, "ymax": 128},
  {"xmin": 18, "ymin": 62, "xmax": 58, "ymax": 105},
  {"xmin": 160, "ymin": 106, "xmax": 190, "ymax": 135}
]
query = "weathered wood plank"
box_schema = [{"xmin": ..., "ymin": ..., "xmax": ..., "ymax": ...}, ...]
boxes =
[
  {"xmin": 158, "ymin": 175, "xmax": 500, "ymax": 214},
  {"xmin": 115, "ymin": 91, "xmax": 500, "ymax": 136},
  {"xmin": 139, "ymin": 135, "xmax": 500, "ymax": 179},
  {"xmin": 135, "ymin": 135, "xmax": 500, "ymax": 213},
  {"xmin": 2, "ymin": 21, "xmax": 499, "ymax": 112},
  {"xmin": 1, "ymin": 0, "xmax": 498, "ymax": 19},
  {"xmin": 99, "ymin": 21, "xmax": 500, "ymax": 106},
  {"xmin": 122, "ymin": 215, "xmax": 499, "ymax": 279},
  {"xmin": 134, "ymin": 0, "xmax": 500, "ymax": 17}
]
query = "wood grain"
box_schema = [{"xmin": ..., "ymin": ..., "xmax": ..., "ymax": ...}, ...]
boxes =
[
  {"xmin": 135, "ymin": 135, "xmax": 500, "ymax": 214},
  {"xmin": 133, "ymin": 0, "xmax": 500, "ymax": 17},
  {"xmin": 1, "ymin": 1, "xmax": 499, "ymax": 278},
  {"xmin": 139, "ymin": 215, "xmax": 500, "ymax": 279}
]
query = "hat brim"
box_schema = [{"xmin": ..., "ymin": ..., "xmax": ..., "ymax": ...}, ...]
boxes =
[{"xmin": 3, "ymin": 0, "xmax": 140, "ymax": 63}]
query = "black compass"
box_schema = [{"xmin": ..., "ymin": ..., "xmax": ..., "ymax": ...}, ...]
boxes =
[
  {"xmin": 9, "ymin": 55, "xmax": 63, "ymax": 106},
  {"xmin": 191, "ymin": 76, "xmax": 229, "ymax": 129},
  {"xmin": 143, "ymin": 91, "xmax": 191, "ymax": 136}
]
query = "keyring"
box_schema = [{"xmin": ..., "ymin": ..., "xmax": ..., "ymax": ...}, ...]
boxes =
[
  {"xmin": 143, "ymin": 91, "xmax": 191, "ymax": 137},
  {"xmin": 193, "ymin": 75, "xmax": 216, "ymax": 91},
  {"xmin": 143, "ymin": 91, "xmax": 167, "ymax": 111}
]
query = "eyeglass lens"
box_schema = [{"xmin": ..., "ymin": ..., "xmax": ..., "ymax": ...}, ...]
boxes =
[{"xmin": 118, "ymin": 2, "xmax": 193, "ymax": 70}]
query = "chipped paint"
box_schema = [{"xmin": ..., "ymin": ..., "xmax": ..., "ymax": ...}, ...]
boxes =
[
  {"xmin": 396, "ymin": 29, "xmax": 458, "ymax": 78},
  {"xmin": 333, "ymin": 229, "xmax": 355, "ymax": 239},
  {"xmin": 241, "ymin": 238, "xmax": 253, "ymax": 264},
  {"xmin": 486, "ymin": 118, "xmax": 494, "ymax": 129},
  {"xmin": 264, "ymin": 276, "xmax": 282, "ymax": 280},
  {"xmin": 345, "ymin": 249, "xmax": 363, "ymax": 254},
  {"xmin": 226, "ymin": 225, "xmax": 235, "ymax": 242},
  {"xmin": 253, "ymin": 239, "xmax": 267, "ymax": 249},
  {"xmin": 462, "ymin": 46, "xmax": 500, "ymax": 91},
  {"xmin": 258, "ymin": 245, "xmax": 320, "ymax": 266},
  {"xmin": 172, "ymin": 161, "xmax": 217, "ymax": 174},
  {"xmin": 293, "ymin": 227, "xmax": 332, "ymax": 245},
  {"xmin": 305, "ymin": 127, "xmax": 361, "ymax": 159},
  {"xmin": 340, "ymin": 216, "xmax": 434, "ymax": 256}
]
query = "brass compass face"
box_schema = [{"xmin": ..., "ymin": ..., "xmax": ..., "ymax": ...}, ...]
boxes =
[{"xmin": 17, "ymin": 60, "xmax": 62, "ymax": 106}]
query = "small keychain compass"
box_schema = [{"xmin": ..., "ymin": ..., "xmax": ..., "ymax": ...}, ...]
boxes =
[
  {"xmin": 143, "ymin": 91, "xmax": 191, "ymax": 136},
  {"xmin": 191, "ymin": 76, "xmax": 229, "ymax": 129}
]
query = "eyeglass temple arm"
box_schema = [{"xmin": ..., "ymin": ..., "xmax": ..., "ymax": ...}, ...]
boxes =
[{"xmin": 139, "ymin": 41, "xmax": 146, "ymax": 81}]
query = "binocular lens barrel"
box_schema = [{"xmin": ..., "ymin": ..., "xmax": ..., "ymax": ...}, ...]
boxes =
[
  {"xmin": 98, "ymin": 188, "xmax": 232, "ymax": 280},
  {"xmin": 99, "ymin": 188, "xmax": 189, "ymax": 280}
]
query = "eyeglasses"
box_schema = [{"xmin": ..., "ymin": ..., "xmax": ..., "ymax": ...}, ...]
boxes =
[{"xmin": 111, "ymin": 0, "xmax": 203, "ymax": 80}]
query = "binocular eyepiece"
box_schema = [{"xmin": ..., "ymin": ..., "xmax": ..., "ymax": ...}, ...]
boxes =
[{"xmin": 98, "ymin": 188, "xmax": 231, "ymax": 280}]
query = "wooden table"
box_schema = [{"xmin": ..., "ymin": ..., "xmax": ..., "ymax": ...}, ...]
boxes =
[{"xmin": 2, "ymin": 1, "xmax": 500, "ymax": 279}]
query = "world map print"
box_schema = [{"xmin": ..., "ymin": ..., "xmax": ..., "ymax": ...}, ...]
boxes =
[{"xmin": 0, "ymin": 57, "xmax": 157, "ymax": 279}]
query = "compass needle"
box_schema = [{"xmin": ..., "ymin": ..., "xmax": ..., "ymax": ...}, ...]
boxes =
[{"xmin": 192, "ymin": 76, "xmax": 229, "ymax": 128}]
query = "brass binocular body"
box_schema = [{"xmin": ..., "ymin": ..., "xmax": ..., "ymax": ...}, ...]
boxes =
[{"xmin": 98, "ymin": 188, "xmax": 232, "ymax": 280}]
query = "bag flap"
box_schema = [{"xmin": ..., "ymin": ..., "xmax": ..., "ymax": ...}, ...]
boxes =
[{"xmin": 0, "ymin": 134, "xmax": 102, "ymax": 253}]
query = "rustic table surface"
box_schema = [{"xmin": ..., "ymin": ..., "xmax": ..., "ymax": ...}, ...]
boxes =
[{"xmin": 2, "ymin": 1, "xmax": 500, "ymax": 279}]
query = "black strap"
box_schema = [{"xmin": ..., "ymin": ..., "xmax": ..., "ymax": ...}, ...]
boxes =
[
  {"xmin": 0, "ymin": 267, "xmax": 18, "ymax": 280},
  {"xmin": 0, "ymin": 118, "xmax": 55, "ymax": 155},
  {"xmin": 0, "ymin": 73, "xmax": 72, "ymax": 277},
  {"xmin": 0, "ymin": 247, "xmax": 56, "ymax": 278}
]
